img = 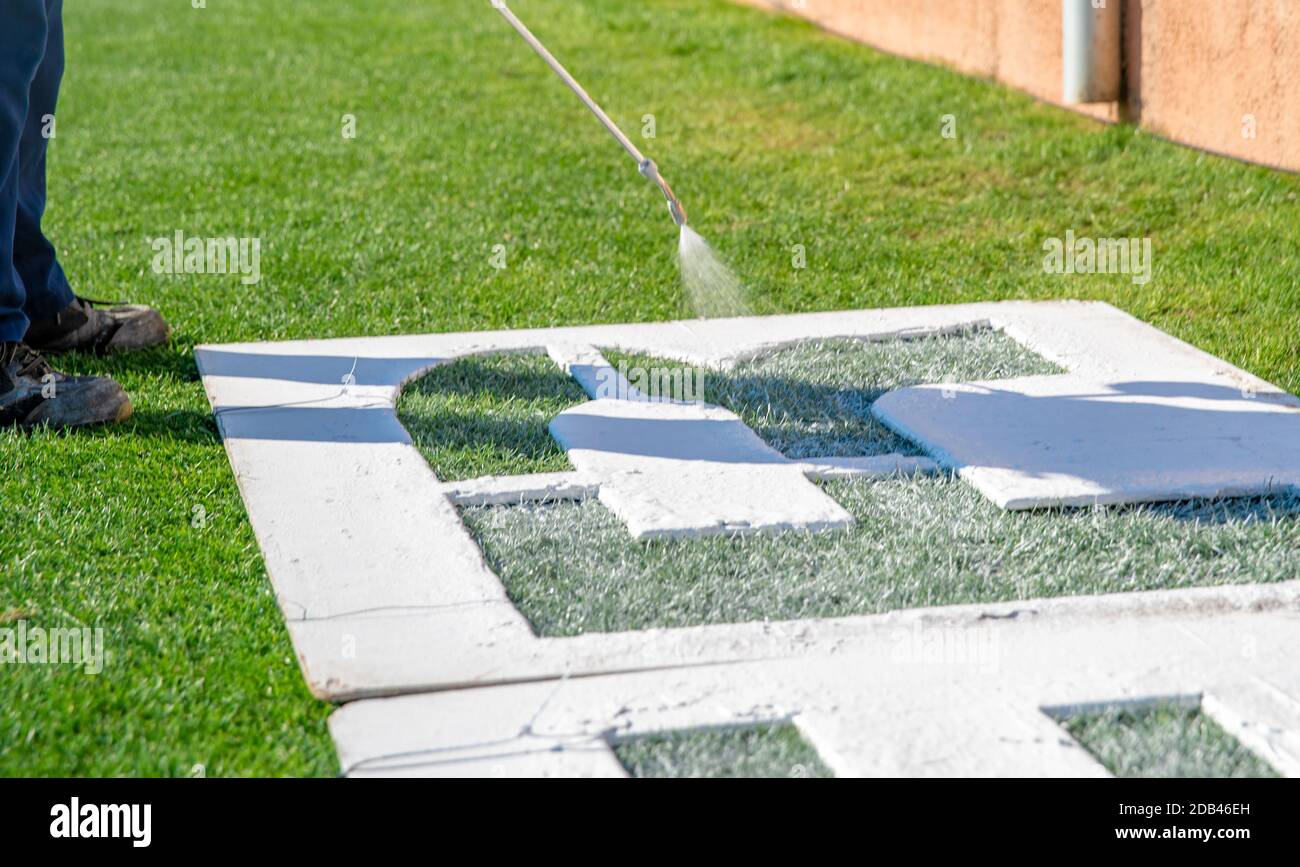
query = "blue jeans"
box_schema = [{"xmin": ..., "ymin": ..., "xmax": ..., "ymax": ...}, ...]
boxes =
[{"xmin": 0, "ymin": 0, "xmax": 73, "ymax": 343}]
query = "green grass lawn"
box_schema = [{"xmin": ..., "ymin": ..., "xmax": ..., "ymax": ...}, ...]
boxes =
[
  {"xmin": 2, "ymin": 0, "xmax": 1297, "ymax": 775},
  {"xmin": 1060, "ymin": 703, "xmax": 1278, "ymax": 778},
  {"xmin": 613, "ymin": 724, "xmax": 832, "ymax": 778}
]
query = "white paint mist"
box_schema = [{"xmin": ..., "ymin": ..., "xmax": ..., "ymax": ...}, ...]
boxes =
[{"xmin": 678, "ymin": 225, "xmax": 748, "ymax": 319}]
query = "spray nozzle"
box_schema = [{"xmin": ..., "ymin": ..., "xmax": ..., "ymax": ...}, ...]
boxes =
[
  {"xmin": 664, "ymin": 194, "xmax": 688, "ymax": 228},
  {"xmin": 495, "ymin": 0, "xmax": 688, "ymax": 231},
  {"xmin": 640, "ymin": 160, "xmax": 688, "ymax": 227}
]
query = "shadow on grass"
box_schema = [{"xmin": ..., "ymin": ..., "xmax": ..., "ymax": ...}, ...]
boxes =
[
  {"xmin": 401, "ymin": 351, "xmax": 582, "ymax": 402},
  {"xmin": 1124, "ymin": 491, "xmax": 1300, "ymax": 525},
  {"xmin": 696, "ymin": 368, "xmax": 920, "ymax": 458},
  {"xmin": 121, "ymin": 408, "xmax": 221, "ymax": 443},
  {"xmin": 401, "ymin": 407, "xmax": 573, "ymax": 457},
  {"xmin": 398, "ymin": 352, "xmax": 588, "ymax": 480},
  {"xmin": 5, "ymin": 409, "xmax": 221, "ymax": 445},
  {"xmin": 49, "ymin": 345, "xmax": 202, "ymax": 383}
]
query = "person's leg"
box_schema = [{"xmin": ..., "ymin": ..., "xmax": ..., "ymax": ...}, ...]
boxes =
[
  {"xmin": 0, "ymin": 0, "xmax": 132, "ymax": 429},
  {"xmin": 0, "ymin": 0, "xmax": 50, "ymax": 343},
  {"xmin": 14, "ymin": 0, "xmax": 73, "ymax": 322},
  {"xmin": 16, "ymin": 0, "xmax": 169, "ymax": 354}
]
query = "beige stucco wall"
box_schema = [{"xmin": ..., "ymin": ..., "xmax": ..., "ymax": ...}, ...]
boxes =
[
  {"xmin": 738, "ymin": 0, "xmax": 1298, "ymax": 172},
  {"xmin": 1134, "ymin": 1, "xmax": 1298, "ymax": 171}
]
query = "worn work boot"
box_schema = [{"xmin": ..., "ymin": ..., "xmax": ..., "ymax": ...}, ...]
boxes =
[
  {"xmin": 0, "ymin": 342, "xmax": 132, "ymax": 429},
  {"xmin": 24, "ymin": 296, "xmax": 170, "ymax": 354}
]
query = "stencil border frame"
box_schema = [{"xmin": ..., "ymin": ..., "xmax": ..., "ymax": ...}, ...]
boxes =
[
  {"xmin": 196, "ymin": 300, "xmax": 1300, "ymax": 701},
  {"xmin": 330, "ymin": 606, "xmax": 1300, "ymax": 777}
]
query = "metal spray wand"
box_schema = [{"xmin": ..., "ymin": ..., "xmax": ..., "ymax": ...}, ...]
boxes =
[{"xmin": 491, "ymin": 1, "xmax": 688, "ymax": 227}]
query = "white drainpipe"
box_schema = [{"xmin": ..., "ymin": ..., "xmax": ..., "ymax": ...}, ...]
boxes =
[{"xmin": 1062, "ymin": 0, "xmax": 1122, "ymax": 103}]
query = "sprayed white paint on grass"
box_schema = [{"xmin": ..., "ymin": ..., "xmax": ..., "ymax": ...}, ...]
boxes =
[
  {"xmin": 193, "ymin": 301, "xmax": 1300, "ymax": 704},
  {"xmin": 679, "ymin": 226, "xmax": 748, "ymax": 318}
]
